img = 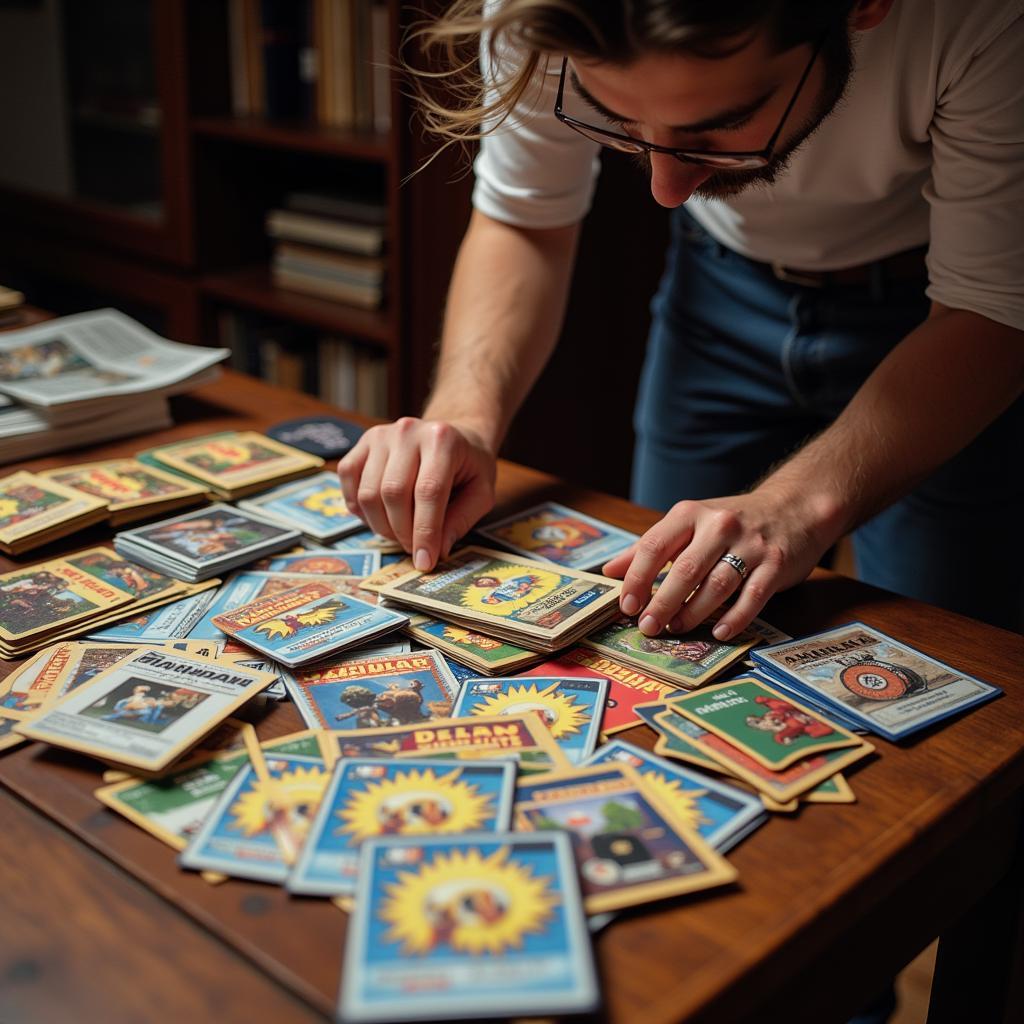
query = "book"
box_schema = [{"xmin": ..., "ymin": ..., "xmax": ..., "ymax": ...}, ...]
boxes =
[{"xmin": 266, "ymin": 208, "xmax": 385, "ymax": 255}]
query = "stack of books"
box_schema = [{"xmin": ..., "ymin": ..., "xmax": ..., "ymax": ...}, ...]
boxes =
[
  {"xmin": 0, "ymin": 471, "xmax": 108, "ymax": 555},
  {"xmin": 267, "ymin": 190, "xmax": 386, "ymax": 309}
]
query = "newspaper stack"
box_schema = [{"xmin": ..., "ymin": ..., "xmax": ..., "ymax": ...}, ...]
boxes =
[
  {"xmin": 0, "ymin": 471, "xmax": 109, "ymax": 555},
  {"xmin": 114, "ymin": 504, "xmax": 301, "ymax": 582},
  {"xmin": 376, "ymin": 546, "xmax": 623, "ymax": 653},
  {"xmin": 0, "ymin": 309, "xmax": 227, "ymax": 463},
  {"xmin": 136, "ymin": 431, "xmax": 324, "ymax": 501}
]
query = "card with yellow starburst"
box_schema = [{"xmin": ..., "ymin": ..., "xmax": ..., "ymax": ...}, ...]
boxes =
[
  {"xmin": 451, "ymin": 675, "xmax": 608, "ymax": 765},
  {"xmin": 287, "ymin": 757, "xmax": 516, "ymax": 897},
  {"xmin": 238, "ymin": 471, "xmax": 364, "ymax": 541},
  {"xmin": 339, "ymin": 832, "xmax": 599, "ymax": 1022}
]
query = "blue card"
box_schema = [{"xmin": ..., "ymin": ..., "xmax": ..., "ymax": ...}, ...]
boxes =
[
  {"xmin": 238, "ymin": 471, "xmax": 363, "ymax": 541},
  {"xmin": 338, "ymin": 832, "xmax": 599, "ymax": 1022},
  {"xmin": 256, "ymin": 550, "xmax": 381, "ymax": 576},
  {"xmin": 89, "ymin": 590, "xmax": 217, "ymax": 643},
  {"xmin": 179, "ymin": 752, "xmax": 328, "ymax": 883},
  {"xmin": 451, "ymin": 675, "xmax": 608, "ymax": 765},
  {"xmin": 187, "ymin": 573, "xmax": 277, "ymax": 641},
  {"xmin": 333, "ymin": 528, "xmax": 403, "ymax": 554},
  {"xmin": 585, "ymin": 738, "xmax": 764, "ymax": 852},
  {"xmin": 288, "ymin": 758, "xmax": 515, "ymax": 897},
  {"xmin": 440, "ymin": 654, "xmax": 479, "ymax": 688}
]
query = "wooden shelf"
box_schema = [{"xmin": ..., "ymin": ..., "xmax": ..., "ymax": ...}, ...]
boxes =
[
  {"xmin": 201, "ymin": 265, "xmax": 396, "ymax": 349},
  {"xmin": 192, "ymin": 116, "xmax": 390, "ymax": 162}
]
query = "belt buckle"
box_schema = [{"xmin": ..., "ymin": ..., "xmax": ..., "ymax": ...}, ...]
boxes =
[{"xmin": 771, "ymin": 261, "xmax": 825, "ymax": 288}]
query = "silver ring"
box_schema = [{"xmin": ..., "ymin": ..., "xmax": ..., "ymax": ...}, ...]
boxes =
[{"xmin": 719, "ymin": 553, "xmax": 749, "ymax": 580}]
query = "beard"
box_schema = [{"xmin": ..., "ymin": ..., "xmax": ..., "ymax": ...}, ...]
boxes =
[{"xmin": 636, "ymin": 30, "xmax": 854, "ymax": 200}]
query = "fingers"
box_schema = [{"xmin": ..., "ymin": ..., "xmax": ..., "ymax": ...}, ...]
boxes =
[
  {"xmin": 377, "ymin": 426, "xmax": 423, "ymax": 554},
  {"xmin": 708, "ymin": 551, "xmax": 782, "ymax": 640},
  {"xmin": 666, "ymin": 557, "xmax": 744, "ymax": 635},
  {"xmin": 617, "ymin": 509, "xmax": 696, "ymax": 621},
  {"xmin": 439, "ymin": 474, "xmax": 495, "ymax": 561},
  {"xmin": 337, "ymin": 439, "xmax": 370, "ymax": 519},
  {"xmin": 353, "ymin": 441, "xmax": 395, "ymax": 540},
  {"xmin": 410, "ymin": 426, "xmax": 464, "ymax": 569},
  {"xmin": 601, "ymin": 543, "xmax": 637, "ymax": 579}
]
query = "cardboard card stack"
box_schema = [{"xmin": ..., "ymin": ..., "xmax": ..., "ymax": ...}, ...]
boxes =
[
  {"xmin": 0, "ymin": 546, "xmax": 218, "ymax": 657},
  {"xmin": 39, "ymin": 458, "xmax": 208, "ymax": 526},
  {"xmin": 0, "ymin": 471, "xmax": 109, "ymax": 555},
  {"xmin": 136, "ymin": 430, "xmax": 324, "ymax": 500},
  {"xmin": 376, "ymin": 546, "xmax": 623, "ymax": 653},
  {"xmin": 114, "ymin": 503, "xmax": 301, "ymax": 583},
  {"xmin": 237, "ymin": 471, "xmax": 365, "ymax": 543}
]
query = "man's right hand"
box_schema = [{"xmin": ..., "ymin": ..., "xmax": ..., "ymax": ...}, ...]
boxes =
[{"xmin": 338, "ymin": 417, "xmax": 497, "ymax": 572}]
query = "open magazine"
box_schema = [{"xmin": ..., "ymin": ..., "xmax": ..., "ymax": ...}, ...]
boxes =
[{"xmin": 0, "ymin": 309, "xmax": 228, "ymax": 421}]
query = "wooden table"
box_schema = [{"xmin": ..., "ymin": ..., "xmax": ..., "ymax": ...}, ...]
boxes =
[{"xmin": 1, "ymin": 371, "xmax": 1022, "ymax": 1024}]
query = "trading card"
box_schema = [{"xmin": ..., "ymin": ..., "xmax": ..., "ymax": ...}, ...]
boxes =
[
  {"xmin": 1, "ymin": 643, "xmax": 76, "ymax": 712},
  {"xmin": 288, "ymin": 758, "xmax": 516, "ymax": 897},
  {"xmin": 333, "ymin": 528, "xmax": 405, "ymax": 554},
  {"xmin": 439, "ymin": 655, "xmax": 479, "ymax": 688},
  {"xmin": 523, "ymin": 647, "xmax": 676, "ymax": 736},
  {"xmin": 669, "ymin": 677, "xmax": 863, "ymax": 771},
  {"xmin": 759, "ymin": 794, "xmax": 800, "ymax": 813},
  {"xmin": 403, "ymin": 614, "xmax": 542, "ymax": 673},
  {"xmin": 285, "ymin": 649, "xmax": 459, "ymax": 730},
  {"xmin": 378, "ymin": 546, "xmax": 621, "ymax": 644},
  {"xmin": 514, "ymin": 764, "xmax": 737, "ymax": 914},
  {"xmin": 0, "ymin": 470, "xmax": 107, "ymax": 545},
  {"xmin": 585, "ymin": 739, "xmax": 764, "ymax": 851},
  {"xmin": 477, "ymin": 500, "xmax": 638, "ymax": 571},
  {"xmin": 251, "ymin": 550, "xmax": 381, "ymax": 576},
  {"xmin": 659, "ymin": 705, "xmax": 873, "ymax": 803},
  {"xmin": 452, "ymin": 675, "xmax": 608, "ymax": 765},
  {"xmin": 149, "ymin": 431, "xmax": 323, "ymax": 490},
  {"xmin": 118, "ymin": 503, "xmax": 299, "ymax": 567},
  {"xmin": 16, "ymin": 649, "xmax": 276, "ymax": 772},
  {"xmin": 338, "ymin": 831, "xmax": 598, "ymax": 1023},
  {"xmin": 178, "ymin": 751, "xmax": 329, "ymax": 882},
  {"xmin": 65, "ymin": 546, "xmax": 185, "ymax": 601},
  {"xmin": 0, "ymin": 559, "xmax": 134, "ymax": 642},
  {"xmin": 40, "ymin": 459, "xmax": 206, "ymax": 516},
  {"xmin": 185, "ymin": 572, "xmax": 319, "ymax": 641},
  {"xmin": 650, "ymin": 709, "xmax": 734, "ymax": 773},
  {"xmin": 331, "ymin": 712, "xmax": 570, "ymax": 775},
  {"xmin": 238, "ymin": 471, "xmax": 363, "ymax": 539},
  {"xmin": 90, "ymin": 589, "xmax": 218, "ymax": 643},
  {"xmin": 752, "ymin": 622, "xmax": 1002, "ymax": 740},
  {"xmin": 582, "ymin": 617, "xmax": 755, "ymax": 688},
  {"xmin": 801, "ymin": 772, "xmax": 855, "ymax": 804},
  {"xmin": 212, "ymin": 581, "xmax": 407, "ymax": 667},
  {"xmin": 0, "ymin": 710, "xmax": 28, "ymax": 753},
  {"xmin": 358, "ymin": 556, "xmax": 415, "ymax": 592}
]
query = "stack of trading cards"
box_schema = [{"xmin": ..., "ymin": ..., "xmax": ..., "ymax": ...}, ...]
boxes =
[
  {"xmin": 452, "ymin": 675, "xmax": 609, "ymax": 765},
  {"xmin": 337, "ymin": 832, "xmax": 599, "ymax": 1023},
  {"xmin": 639, "ymin": 676, "xmax": 874, "ymax": 806},
  {"xmin": 0, "ymin": 470, "xmax": 108, "ymax": 554},
  {"xmin": 514, "ymin": 763, "xmax": 737, "ymax": 914},
  {"xmin": 249, "ymin": 549, "xmax": 381, "ymax": 576},
  {"xmin": 581, "ymin": 615, "xmax": 763, "ymax": 689},
  {"xmin": 0, "ymin": 547, "xmax": 218, "ymax": 657},
  {"xmin": 210, "ymin": 579, "xmax": 408, "ymax": 667},
  {"xmin": 15, "ymin": 647, "xmax": 276, "ymax": 772},
  {"xmin": 477, "ymin": 500, "xmax": 638, "ymax": 571},
  {"xmin": 751, "ymin": 622, "xmax": 1003, "ymax": 741},
  {"xmin": 332, "ymin": 528, "xmax": 408, "ymax": 567},
  {"xmin": 114, "ymin": 503, "xmax": 301, "ymax": 582},
  {"xmin": 403, "ymin": 612, "xmax": 546, "ymax": 675},
  {"xmin": 283, "ymin": 649, "xmax": 459, "ymax": 729},
  {"xmin": 39, "ymin": 458, "xmax": 207, "ymax": 526},
  {"xmin": 377, "ymin": 546, "xmax": 622, "ymax": 653},
  {"xmin": 237, "ymin": 471, "xmax": 364, "ymax": 543},
  {"xmin": 287, "ymin": 757, "xmax": 517, "ymax": 898},
  {"xmin": 137, "ymin": 430, "xmax": 324, "ymax": 500}
]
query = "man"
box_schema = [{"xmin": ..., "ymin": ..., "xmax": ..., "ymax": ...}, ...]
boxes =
[{"xmin": 339, "ymin": 0, "xmax": 1024, "ymax": 642}]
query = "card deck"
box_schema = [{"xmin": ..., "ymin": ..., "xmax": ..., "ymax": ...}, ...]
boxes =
[
  {"xmin": 238, "ymin": 471, "xmax": 363, "ymax": 541},
  {"xmin": 585, "ymin": 739, "xmax": 765, "ymax": 852},
  {"xmin": 477, "ymin": 500, "xmax": 638, "ymax": 571},
  {"xmin": 284, "ymin": 649, "xmax": 460, "ymax": 729},
  {"xmin": 89, "ymin": 588, "xmax": 219, "ymax": 643},
  {"xmin": 0, "ymin": 470, "xmax": 108, "ymax": 554},
  {"xmin": 338, "ymin": 832, "xmax": 599, "ymax": 1023},
  {"xmin": 332, "ymin": 528, "xmax": 404, "ymax": 554},
  {"xmin": 211, "ymin": 580, "xmax": 407, "ymax": 667},
  {"xmin": 751, "ymin": 622, "xmax": 1002, "ymax": 740},
  {"xmin": 452, "ymin": 675, "xmax": 608, "ymax": 765},
  {"xmin": 514, "ymin": 763, "xmax": 737, "ymax": 913},
  {"xmin": 402, "ymin": 613, "xmax": 545, "ymax": 674},
  {"xmin": 287, "ymin": 757, "xmax": 516, "ymax": 897}
]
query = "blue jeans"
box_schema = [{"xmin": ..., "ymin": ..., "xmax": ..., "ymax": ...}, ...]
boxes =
[{"xmin": 632, "ymin": 209, "xmax": 1024, "ymax": 632}]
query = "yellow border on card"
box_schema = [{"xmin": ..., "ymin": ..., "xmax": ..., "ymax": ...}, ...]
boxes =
[{"xmin": 802, "ymin": 772, "xmax": 856, "ymax": 804}]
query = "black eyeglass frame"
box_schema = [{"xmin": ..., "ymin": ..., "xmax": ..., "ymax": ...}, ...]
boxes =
[{"xmin": 553, "ymin": 33, "xmax": 827, "ymax": 169}]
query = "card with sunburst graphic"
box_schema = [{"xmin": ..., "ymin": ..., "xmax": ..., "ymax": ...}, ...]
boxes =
[
  {"xmin": 452, "ymin": 676, "xmax": 608, "ymax": 765},
  {"xmin": 514, "ymin": 763, "xmax": 737, "ymax": 914},
  {"xmin": 238, "ymin": 471, "xmax": 363, "ymax": 541},
  {"xmin": 287, "ymin": 757, "xmax": 515, "ymax": 897},
  {"xmin": 339, "ymin": 832, "xmax": 598, "ymax": 1022},
  {"xmin": 585, "ymin": 739, "xmax": 765, "ymax": 852}
]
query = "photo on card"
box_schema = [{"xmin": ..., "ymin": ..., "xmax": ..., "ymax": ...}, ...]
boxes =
[{"xmin": 78, "ymin": 678, "xmax": 210, "ymax": 734}]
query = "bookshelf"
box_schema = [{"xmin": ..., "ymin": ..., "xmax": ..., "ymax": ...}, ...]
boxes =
[{"xmin": 0, "ymin": 0, "xmax": 472, "ymax": 420}]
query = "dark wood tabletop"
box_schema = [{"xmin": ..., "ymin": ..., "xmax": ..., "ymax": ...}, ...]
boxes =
[{"xmin": 1, "ymin": 369, "xmax": 1022, "ymax": 1024}]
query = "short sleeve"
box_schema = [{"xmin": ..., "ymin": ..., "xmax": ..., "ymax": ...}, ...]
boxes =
[
  {"xmin": 471, "ymin": 31, "xmax": 601, "ymax": 229},
  {"xmin": 924, "ymin": 7, "xmax": 1024, "ymax": 330}
]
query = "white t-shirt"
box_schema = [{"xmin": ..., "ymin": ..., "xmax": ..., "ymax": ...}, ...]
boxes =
[{"xmin": 472, "ymin": 0, "xmax": 1024, "ymax": 330}]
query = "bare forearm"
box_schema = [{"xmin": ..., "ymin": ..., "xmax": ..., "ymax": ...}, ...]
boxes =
[
  {"xmin": 760, "ymin": 304, "xmax": 1024, "ymax": 542},
  {"xmin": 423, "ymin": 209, "xmax": 580, "ymax": 453}
]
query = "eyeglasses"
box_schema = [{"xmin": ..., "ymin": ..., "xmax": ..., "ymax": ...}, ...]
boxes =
[{"xmin": 553, "ymin": 34, "xmax": 826, "ymax": 170}]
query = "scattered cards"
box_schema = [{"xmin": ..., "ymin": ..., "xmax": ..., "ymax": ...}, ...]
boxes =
[{"xmin": 0, "ymin": 470, "xmax": 108, "ymax": 554}]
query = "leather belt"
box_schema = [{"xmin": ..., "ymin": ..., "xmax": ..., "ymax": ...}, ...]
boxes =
[{"xmin": 768, "ymin": 246, "xmax": 928, "ymax": 289}]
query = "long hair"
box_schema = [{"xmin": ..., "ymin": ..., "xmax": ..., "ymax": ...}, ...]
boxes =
[{"xmin": 406, "ymin": 1, "xmax": 857, "ymax": 150}]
